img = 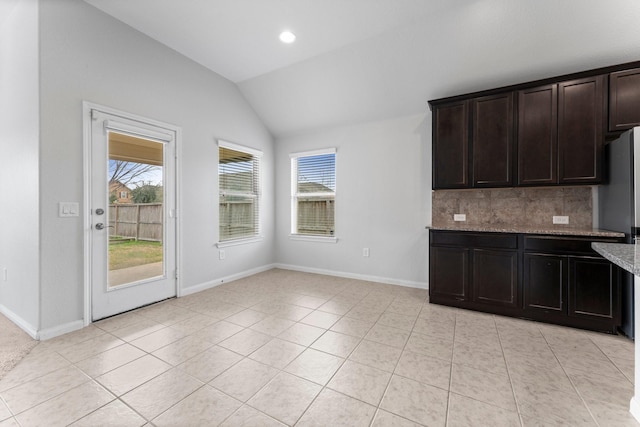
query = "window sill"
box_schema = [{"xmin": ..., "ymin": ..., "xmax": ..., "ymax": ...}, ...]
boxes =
[
  {"xmin": 289, "ymin": 234, "xmax": 338, "ymax": 244},
  {"xmin": 216, "ymin": 236, "xmax": 263, "ymax": 248}
]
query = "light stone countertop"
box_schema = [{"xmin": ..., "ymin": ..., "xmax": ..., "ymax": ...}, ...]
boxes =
[
  {"xmin": 592, "ymin": 242, "xmax": 640, "ymax": 275},
  {"xmin": 428, "ymin": 224, "xmax": 625, "ymax": 238}
]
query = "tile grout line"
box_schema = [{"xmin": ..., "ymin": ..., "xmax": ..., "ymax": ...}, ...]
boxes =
[
  {"xmin": 444, "ymin": 301, "xmax": 457, "ymax": 427},
  {"xmin": 7, "ymin": 270, "xmax": 633, "ymax": 426},
  {"xmin": 539, "ymin": 326, "xmax": 602, "ymax": 426},
  {"xmin": 364, "ymin": 295, "xmax": 422, "ymax": 427},
  {"xmin": 211, "ymin": 287, "xmax": 367, "ymax": 426},
  {"xmin": 286, "ymin": 291, "xmax": 375, "ymax": 426},
  {"xmin": 495, "ymin": 317, "xmax": 526, "ymax": 427}
]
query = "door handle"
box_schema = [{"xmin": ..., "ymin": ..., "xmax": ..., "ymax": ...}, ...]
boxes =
[{"xmin": 95, "ymin": 223, "xmax": 114, "ymax": 230}]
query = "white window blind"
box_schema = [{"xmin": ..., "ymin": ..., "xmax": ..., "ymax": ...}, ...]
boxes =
[
  {"xmin": 219, "ymin": 141, "xmax": 261, "ymax": 242},
  {"xmin": 290, "ymin": 149, "xmax": 336, "ymax": 237}
]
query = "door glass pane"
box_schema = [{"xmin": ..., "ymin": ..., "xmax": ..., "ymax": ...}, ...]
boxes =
[{"xmin": 107, "ymin": 132, "xmax": 164, "ymax": 288}]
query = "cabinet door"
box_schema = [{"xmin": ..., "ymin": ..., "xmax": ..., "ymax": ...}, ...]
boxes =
[
  {"xmin": 433, "ymin": 101, "xmax": 469, "ymax": 189},
  {"xmin": 558, "ymin": 76, "xmax": 604, "ymax": 184},
  {"xmin": 430, "ymin": 246, "xmax": 469, "ymax": 301},
  {"xmin": 609, "ymin": 68, "xmax": 640, "ymax": 132},
  {"xmin": 472, "ymin": 249, "xmax": 518, "ymax": 308},
  {"xmin": 517, "ymin": 85, "xmax": 558, "ymax": 185},
  {"xmin": 472, "ymin": 93, "xmax": 514, "ymax": 187},
  {"xmin": 523, "ymin": 253, "xmax": 566, "ymax": 313},
  {"xmin": 568, "ymin": 256, "xmax": 619, "ymax": 321}
]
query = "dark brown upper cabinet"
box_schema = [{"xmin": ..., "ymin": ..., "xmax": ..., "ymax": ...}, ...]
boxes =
[
  {"xmin": 433, "ymin": 100, "xmax": 469, "ymax": 189},
  {"xmin": 558, "ymin": 76, "xmax": 604, "ymax": 184},
  {"xmin": 609, "ymin": 68, "xmax": 640, "ymax": 132},
  {"xmin": 472, "ymin": 93, "xmax": 515, "ymax": 187},
  {"xmin": 517, "ymin": 76, "xmax": 603, "ymax": 186},
  {"xmin": 517, "ymin": 85, "xmax": 558, "ymax": 185},
  {"xmin": 429, "ymin": 60, "xmax": 640, "ymax": 189}
]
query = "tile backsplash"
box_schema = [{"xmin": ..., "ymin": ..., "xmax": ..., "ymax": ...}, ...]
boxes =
[{"xmin": 432, "ymin": 186, "xmax": 593, "ymax": 229}]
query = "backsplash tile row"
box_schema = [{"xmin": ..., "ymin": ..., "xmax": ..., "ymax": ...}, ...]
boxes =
[{"xmin": 432, "ymin": 186, "xmax": 593, "ymax": 229}]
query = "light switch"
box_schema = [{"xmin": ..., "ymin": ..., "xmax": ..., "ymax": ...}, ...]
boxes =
[{"xmin": 59, "ymin": 202, "xmax": 80, "ymax": 217}]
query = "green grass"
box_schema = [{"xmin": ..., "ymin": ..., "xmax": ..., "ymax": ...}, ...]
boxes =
[{"xmin": 109, "ymin": 240, "xmax": 163, "ymax": 270}]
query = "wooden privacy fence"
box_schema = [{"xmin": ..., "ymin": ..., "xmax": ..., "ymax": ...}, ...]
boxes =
[
  {"xmin": 219, "ymin": 198, "xmax": 334, "ymax": 238},
  {"xmin": 297, "ymin": 199, "xmax": 334, "ymax": 236},
  {"xmin": 109, "ymin": 203, "xmax": 163, "ymax": 242},
  {"xmin": 219, "ymin": 199, "xmax": 256, "ymax": 239}
]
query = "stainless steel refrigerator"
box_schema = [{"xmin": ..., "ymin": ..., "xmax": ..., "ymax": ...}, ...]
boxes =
[{"xmin": 599, "ymin": 126, "xmax": 640, "ymax": 339}]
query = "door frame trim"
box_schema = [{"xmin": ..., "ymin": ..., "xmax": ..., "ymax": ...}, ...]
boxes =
[{"xmin": 82, "ymin": 101, "xmax": 182, "ymax": 326}]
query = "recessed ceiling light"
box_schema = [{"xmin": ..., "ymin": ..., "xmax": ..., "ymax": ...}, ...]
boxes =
[{"xmin": 279, "ymin": 31, "xmax": 296, "ymax": 44}]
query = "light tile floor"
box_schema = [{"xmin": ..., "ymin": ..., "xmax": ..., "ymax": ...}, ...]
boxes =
[{"xmin": 0, "ymin": 269, "xmax": 637, "ymax": 426}]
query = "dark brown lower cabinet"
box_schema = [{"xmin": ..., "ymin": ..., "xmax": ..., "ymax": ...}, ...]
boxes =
[
  {"xmin": 472, "ymin": 249, "xmax": 518, "ymax": 308},
  {"xmin": 568, "ymin": 256, "xmax": 619, "ymax": 321},
  {"xmin": 522, "ymin": 236, "xmax": 620, "ymax": 332},
  {"xmin": 429, "ymin": 230, "xmax": 520, "ymax": 316},
  {"xmin": 429, "ymin": 246, "xmax": 469, "ymax": 302},
  {"xmin": 430, "ymin": 230, "xmax": 623, "ymax": 333},
  {"xmin": 523, "ymin": 253, "xmax": 565, "ymax": 313}
]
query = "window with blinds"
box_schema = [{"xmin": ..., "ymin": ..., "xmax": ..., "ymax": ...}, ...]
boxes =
[
  {"xmin": 290, "ymin": 148, "xmax": 336, "ymax": 237},
  {"xmin": 219, "ymin": 141, "xmax": 261, "ymax": 242}
]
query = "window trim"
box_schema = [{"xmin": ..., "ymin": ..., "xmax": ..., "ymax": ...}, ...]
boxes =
[
  {"xmin": 290, "ymin": 147, "xmax": 337, "ymax": 241},
  {"xmin": 216, "ymin": 236, "xmax": 264, "ymax": 248},
  {"xmin": 289, "ymin": 234, "xmax": 338, "ymax": 243},
  {"xmin": 217, "ymin": 139, "xmax": 263, "ymax": 245}
]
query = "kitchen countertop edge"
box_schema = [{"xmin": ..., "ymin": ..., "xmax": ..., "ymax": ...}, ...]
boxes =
[
  {"xmin": 592, "ymin": 242, "xmax": 640, "ymax": 275},
  {"xmin": 428, "ymin": 225, "xmax": 625, "ymax": 238}
]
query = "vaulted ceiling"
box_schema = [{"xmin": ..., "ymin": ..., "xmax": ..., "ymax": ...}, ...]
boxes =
[{"xmin": 84, "ymin": 0, "xmax": 640, "ymax": 137}]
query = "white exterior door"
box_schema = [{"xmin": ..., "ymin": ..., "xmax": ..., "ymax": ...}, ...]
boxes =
[{"xmin": 88, "ymin": 106, "xmax": 177, "ymax": 321}]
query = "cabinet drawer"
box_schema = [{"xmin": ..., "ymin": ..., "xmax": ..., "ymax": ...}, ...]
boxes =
[
  {"xmin": 524, "ymin": 236, "xmax": 620, "ymax": 254},
  {"xmin": 431, "ymin": 231, "xmax": 518, "ymax": 249}
]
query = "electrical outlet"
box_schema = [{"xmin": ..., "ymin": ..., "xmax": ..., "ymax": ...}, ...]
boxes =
[
  {"xmin": 454, "ymin": 214, "xmax": 466, "ymax": 222},
  {"xmin": 219, "ymin": 250, "xmax": 226, "ymax": 260},
  {"xmin": 363, "ymin": 248, "xmax": 370, "ymax": 257},
  {"xmin": 552, "ymin": 215, "xmax": 569, "ymax": 225},
  {"xmin": 2, "ymin": 267, "xmax": 7, "ymax": 282}
]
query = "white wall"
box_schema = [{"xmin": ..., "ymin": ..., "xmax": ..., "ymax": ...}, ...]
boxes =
[
  {"xmin": 275, "ymin": 114, "xmax": 432, "ymax": 287},
  {"xmin": 37, "ymin": 0, "xmax": 275, "ymax": 332},
  {"xmin": 0, "ymin": 0, "xmax": 40, "ymax": 336}
]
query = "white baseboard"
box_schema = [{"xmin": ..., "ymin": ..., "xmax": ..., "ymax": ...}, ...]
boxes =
[
  {"xmin": 180, "ymin": 263, "xmax": 277, "ymax": 297},
  {"xmin": 274, "ymin": 263, "xmax": 428, "ymax": 289},
  {"xmin": 181, "ymin": 262, "xmax": 427, "ymax": 299},
  {"xmin": 38, "ymin": 320, "xmax": 85, "ymax": 341},
  {"xmin": 0, "ymin": 304, "xmax": 38, "ymax": 339},
  {"xmin": 5, "ymin": 263, "xmax": 424, "ymax": 341}
]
